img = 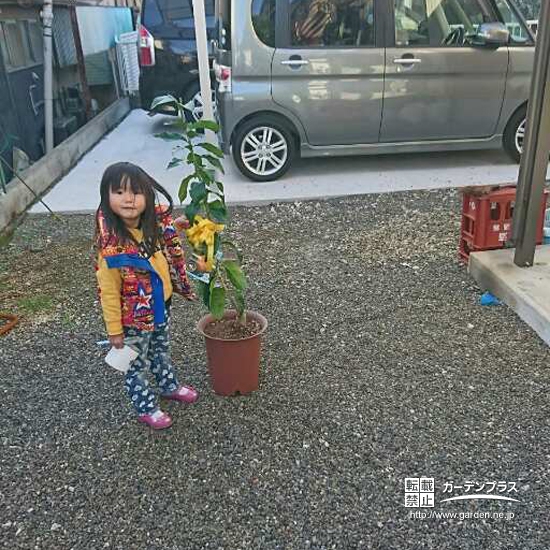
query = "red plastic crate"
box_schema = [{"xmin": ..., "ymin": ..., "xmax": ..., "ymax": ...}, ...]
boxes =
[{"xmin": 459, "ymin": 186, "xmax": 548, "ymax": 261}]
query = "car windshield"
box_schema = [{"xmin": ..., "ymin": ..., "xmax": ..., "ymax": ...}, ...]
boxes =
[{"xmin": 143, "ymin": 0, "xmax": 215, "ymax": 37}]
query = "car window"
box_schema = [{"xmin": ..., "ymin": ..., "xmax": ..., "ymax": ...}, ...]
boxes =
[
  {"xmin": 290, "ymin": 0, "xmax": 375, "ymax": 47},
  {"xmin": 493, "ymin": 0, "xmax": 530, "ymax": 43},
  {"xmin": 252, "ymin": 0, "xmax": 275, "ymax": 47},
  {"xmin": 394, "ymin": 0, "xmax": 494, "ymax": 47},
  {"xmin": 217, "ymin": 0, "xmax": 232, "ymax": 49},
  {"xmin": 143, "ymin": 0, "xmax": 215, "ymax": 32}
]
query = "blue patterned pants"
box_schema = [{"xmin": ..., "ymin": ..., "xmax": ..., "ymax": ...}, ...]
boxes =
[{"xmin": 123, "ymin": 303, "xmax": 180, "ymax": 415}]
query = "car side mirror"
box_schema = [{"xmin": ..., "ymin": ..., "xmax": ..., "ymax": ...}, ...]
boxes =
[{"xmin": 471, "ymin": 23, "xmax": 510, "ymax": 48}]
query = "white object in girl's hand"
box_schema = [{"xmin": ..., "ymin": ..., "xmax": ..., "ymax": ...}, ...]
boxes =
[{"xmin": 105, "ymin": 345, "xmax": 138, "ymax": 373}]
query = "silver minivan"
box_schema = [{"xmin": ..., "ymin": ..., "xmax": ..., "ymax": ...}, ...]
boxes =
[{"xmin": 214, "ymin": 0, "xmax": 535, "ymax": 181}]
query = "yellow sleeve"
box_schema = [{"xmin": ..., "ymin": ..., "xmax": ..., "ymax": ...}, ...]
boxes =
[{"xmin": 96, "ymin": 255, "xmax": 123, "ymax": 336}]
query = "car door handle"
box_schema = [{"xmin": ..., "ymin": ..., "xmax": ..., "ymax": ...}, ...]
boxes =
[
  {"xmin": 281, "ymin": 59, "xmax": 309, "ymax": 66},
  {"xmin": 393, "ymin": 57, "xmax": 422, "ymax": 64}
]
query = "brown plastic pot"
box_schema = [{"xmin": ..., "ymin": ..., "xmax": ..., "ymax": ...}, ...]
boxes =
[{"xmin": 197, "ymin": 310, "xmax": 268, "ymax": 396}]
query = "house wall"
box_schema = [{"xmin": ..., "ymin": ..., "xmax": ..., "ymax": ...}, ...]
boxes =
[
  {"xmin": 0, "ymin": 4, "xmax": 45, "ymax": 161},
  {"xmin": 0, "ymin": 0, "xmax": 137, "ymax": 190},
  {"xmin": 97, "ymin": 0, "xmax": 141, "ymax": 10},
  {"xmin": 0, "ymin": 43, "xmax": 19, "ymax": 185}
]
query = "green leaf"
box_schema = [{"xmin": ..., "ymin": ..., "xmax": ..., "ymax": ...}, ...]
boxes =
[
  {"xmin": 184, "ymin": 202, "xmax": 200, "ymax": 224},
  {"xmin": 209, "ymin": 286, "xmax": 226, "ymax": 319},
  {"xmin": 154, "ymin": 132, "xmax": 183, "ymax": 141},
  {"xmin": 207, "ymin": 200, "xmax": 227, "ymax": 223},
  {"xmin": 221, "ymin": 240, "xmax": 243, "ymax": 263},
  {"xmin": 197, "ymin": 167, "xmax": 214, "ymax": 184},
  {"xmin": 168, "ymin": 158, "xmax": 183, "ymax": 170},
  {"xmin": 224, "ymin": 260, "xmax": 247, "ymax": 291},
  {"xmin": 198, "ymin": 142, "xmax": 224, "ymax": 158},
  {"xmin": 206, "ymin": 182, "xmax": 222, "ymax": 196},
  {"xmin": 187, "ymin": 152, "xmax": 204, "ymax": 167},
  {"xmin": 192, "ymin": 120, "xmax": 220, "ymax": 132},
  {"xmin": 150, "ymin": 94, "xmax": 178, "ymax": 112},
  {"xmin": 178, "ymin": 174, "xmax": 195, "ymax": 202},
  {"xmin": 233, "ymin": 289, "xmax": 245, "ymax": 318},
  {"xmin": 205, "ymin": 168, "xmax": 216, "ymax": 182},
  {"xmin": 197, "ymin": 280, "xmax": 210, "ymax": 308},
  {"xmin": 190, "ymin": 181, "xmax": 207, "ymax": 203},
  {"xmin": 204, "ymin": 155, "xmax": 225, "ymax": 173},
  {"xmin": 214, "ymin": 181, "xmax": 225, "ymax": 196},
  {"xmin": 164, "ymin": 118, "xmax": 188, "ymax": 131}
]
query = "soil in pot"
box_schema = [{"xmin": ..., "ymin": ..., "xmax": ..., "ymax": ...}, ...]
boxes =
[{"xmin": 203, "ymin": 316, "xmax": 262, "ymax": 340}]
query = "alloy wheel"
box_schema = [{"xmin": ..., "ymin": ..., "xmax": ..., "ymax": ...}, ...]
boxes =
[
  {"xmin": 189, "ymin": 90, "xmax": 217, "ymax": 121},
  {"xmin": 239, "ymin": 126, "xmax": 289, "ymax": 177},
  {"xmin": 515, "ymin": 119, "xmax": 526, "ymax": 155}
]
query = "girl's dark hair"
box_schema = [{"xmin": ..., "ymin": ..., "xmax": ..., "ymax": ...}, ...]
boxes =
[{"xmin": 95, "ymin": 162, "xmax": 173, "ymax": 255}]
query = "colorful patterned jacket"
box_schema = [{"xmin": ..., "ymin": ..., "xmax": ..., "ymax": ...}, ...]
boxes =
[{"xmin": 95, "ymin": 206, "xmax": 193, "ymax": 332}]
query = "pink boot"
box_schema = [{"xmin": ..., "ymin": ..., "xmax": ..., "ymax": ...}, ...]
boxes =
[
  {"xmin": 162, "ymin": 385, "xmax": 199, "ymax": 404},
  {"xmin": 137, "ymin": 409, "xmax": 173, "ymax": 430}
]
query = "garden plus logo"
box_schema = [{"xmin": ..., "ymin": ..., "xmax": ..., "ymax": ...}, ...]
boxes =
[
  {"xmin": 405, "ymin": 478, "xmax": 435, "ymax": 507},
  {"xmin": 404, "ymin": 477, "xmax": 521, "ymax": 508}
]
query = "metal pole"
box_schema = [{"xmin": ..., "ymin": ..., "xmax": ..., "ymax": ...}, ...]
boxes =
[
  {"xmin": 191, "ymin": 0, "xmax": 215, "ymax": 143},
  {"xmin": 512, "ymin": 0, "xmax": 550, "ymax": 267},
  {"xmin": 41, "ymin": 0, "xmax": 53, "ymax": 153}
]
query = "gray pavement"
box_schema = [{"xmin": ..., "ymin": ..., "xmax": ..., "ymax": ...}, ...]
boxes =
[
  {"xmin": 30, "ymin": 109, "xmax": 544, "ymax": 213},
  {"xmin": 3, "ymin": 189, "xmax": 550, "ymax": 549}
]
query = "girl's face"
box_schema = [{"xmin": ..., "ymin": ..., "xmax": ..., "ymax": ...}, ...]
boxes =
[{"xmin": 109, "ymin": 178, "xmax": 146, "ymax": 228}]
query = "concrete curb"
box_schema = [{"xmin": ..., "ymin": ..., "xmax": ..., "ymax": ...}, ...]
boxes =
[
  {"xmin": 0, "ymin": 98, "xmax": 130, "ymax": 236},
  {"xmin": 469, "ymin": 245, "xmax": 550, "ymax": 346}
]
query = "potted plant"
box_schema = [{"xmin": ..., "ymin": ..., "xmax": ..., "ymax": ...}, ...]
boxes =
[{"xmin": 151, "ymin": 95, "xmax": 267, "ymax": 396}]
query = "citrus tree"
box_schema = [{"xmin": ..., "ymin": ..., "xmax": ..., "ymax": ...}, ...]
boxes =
[{"xmin": 151, "ymin": 95, "xmax": 248, "ymax": 324}]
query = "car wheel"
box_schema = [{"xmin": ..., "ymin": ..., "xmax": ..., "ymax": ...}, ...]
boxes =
[
  {"xmin": 232, "ymin": 117, "xmax": 296, "ymax": 182},
  {"xmin": 184, "ymin": 83, "xmax": 217, "ymax": 122},
  {"xmin": 503, "ymin": 106, "xmax": 527, "ymax": 163}
]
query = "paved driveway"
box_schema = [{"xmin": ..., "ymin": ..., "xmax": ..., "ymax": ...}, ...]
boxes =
[{"xmin": 33, "ymin": 109, "xmax": 529, "ymax": 213}]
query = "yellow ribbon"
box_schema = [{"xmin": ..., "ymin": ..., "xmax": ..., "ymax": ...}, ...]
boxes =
[{"xmin": 185, "ymin": 215, "xmax": 225, "ymax": 271}]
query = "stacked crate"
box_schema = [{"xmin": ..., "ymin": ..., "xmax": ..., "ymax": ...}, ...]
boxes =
[{"xmin": 459, "ymin": 186, "xmax": 548, "ymax": 261}]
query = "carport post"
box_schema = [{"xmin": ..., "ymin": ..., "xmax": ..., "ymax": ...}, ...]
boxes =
[
  {"xmin": 512, "ymin": 0, "xmax": 550, "ymax": 267},
  {"xmin": 191, "ymin": 0, "xmax": 216, "ymax": 144}
]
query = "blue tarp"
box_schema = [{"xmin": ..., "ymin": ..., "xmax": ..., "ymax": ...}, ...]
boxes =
[{"xmin": 76, "ymin": 7, "xmax": 133, "ymax": 57}]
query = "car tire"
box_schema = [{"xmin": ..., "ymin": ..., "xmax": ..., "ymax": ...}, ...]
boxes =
[
  {"xmin": 184, "ymin": 82, "xmax": 216, "ymax": 122},
  {"xmin": 503, "ymin": 105, "xmax": 527, "ymax": 164},
  {"xmin": 232, "ymin": 116, "xmax": 296, "ymax": 182}
]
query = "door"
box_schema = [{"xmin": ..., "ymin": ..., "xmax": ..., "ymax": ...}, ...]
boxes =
[
  {"xmin": 381, "ymin": 0, "xmax": 508, "ymax": 143},
  {"xmin": 271, "ymin": 0, "xmax": 384, "ymax": 146}
]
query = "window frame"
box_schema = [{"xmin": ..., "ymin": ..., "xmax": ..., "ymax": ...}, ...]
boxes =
[
  {"xmin": 25, "ymin": 20, "xmax": 44, "ymax": 64},
  {"xmin": 0, "ymin": 19, "xmax": 43, "ymax": 72},
  {"xmin": 488, "ymin": 0, "xmax": 535, "ymax": 46},
  {"xmin": 277, "ymin": 0, "xmax": 384, "ymax": 50},
  {"xmin": 388, "ymin": 0, "xmax": 504, "ymax": 49}
]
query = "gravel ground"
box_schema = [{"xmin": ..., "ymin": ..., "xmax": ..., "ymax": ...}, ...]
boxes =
[{"xmin": 1, "ymin": 189, "xmax": 549, "ymax": 550}]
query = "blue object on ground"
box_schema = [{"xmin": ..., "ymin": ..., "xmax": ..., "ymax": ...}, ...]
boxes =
[{"xmin": 479, "ymin": 291, "xmax": 501, "ymax": 306}]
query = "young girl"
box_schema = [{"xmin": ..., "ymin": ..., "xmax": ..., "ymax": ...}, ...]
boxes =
[{"xmin": 95, "ymin": 162, "xmax": 198, "ymax": 430}]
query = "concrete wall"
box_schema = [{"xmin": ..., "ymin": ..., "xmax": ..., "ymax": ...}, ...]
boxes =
[{"xmin": 0, "ymin": 97, "xmax": 130, "ymax": 236}]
